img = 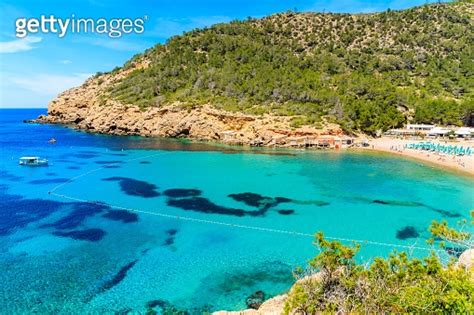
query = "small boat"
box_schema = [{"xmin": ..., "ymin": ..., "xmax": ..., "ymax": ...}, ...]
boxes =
[
  {"xmin": 48, "ymin": 138, "xmax": 57, "ymax": 144},
  {"xmin": 19, "ymin": 156, "xmax": 49, "ymax": 166}
]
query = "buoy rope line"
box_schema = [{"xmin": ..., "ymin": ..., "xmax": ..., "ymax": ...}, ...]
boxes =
[
  {"xmin": 48, "ymin": 150, "xmax": 443, "ymax": 253},
  {"xmin": 50, "ymin": 151, "xmax": 173, "ymax": 193}
]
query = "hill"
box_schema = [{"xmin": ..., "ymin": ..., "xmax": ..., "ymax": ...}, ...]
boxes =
[{"xmin": 42, "ymin": 1, "xmax": 473, "ymax": 141}]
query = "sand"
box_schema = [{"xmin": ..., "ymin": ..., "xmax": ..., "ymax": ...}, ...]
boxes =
[{"xmin": 360, "ymin": 137, "xmax": 474, "ymax": 177}]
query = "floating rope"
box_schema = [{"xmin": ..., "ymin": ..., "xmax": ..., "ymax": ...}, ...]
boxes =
[
  {"xmin": 49, "ymin": 151, "xmax": 173, "ymax": 193},
  {"xmin": 48, "ymin": 150, "xmax": 441, "ymax": 253}
]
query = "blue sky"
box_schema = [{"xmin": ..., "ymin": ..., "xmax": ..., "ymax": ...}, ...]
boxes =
[{"xmin": 0, "ymin": 0, "xmax": 442, "ymax": 108}]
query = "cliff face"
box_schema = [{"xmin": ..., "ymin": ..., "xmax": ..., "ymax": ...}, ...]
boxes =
[{"xmin": 38, "ymin": 62, "xmax": 344, "ymax": 146}]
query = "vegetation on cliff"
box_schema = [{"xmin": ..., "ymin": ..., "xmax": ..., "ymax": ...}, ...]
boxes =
[
  {"xmin": 99, "ymin": 1, "xmax": 473, "ymax": 135},
  {"xmin": 284, "ymin": 212, "xmax": 474, "ymax": 313}
]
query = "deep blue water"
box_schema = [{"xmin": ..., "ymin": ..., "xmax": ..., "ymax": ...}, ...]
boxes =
[{"xmin": 0, "ymin": 109, "xmax": 473, "ymax": 313}]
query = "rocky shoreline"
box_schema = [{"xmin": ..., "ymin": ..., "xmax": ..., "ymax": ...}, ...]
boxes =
[
  {"xmin": 34, "ymin": 101, "xmax": 349, "ymax": 149},
  {"xmin": 32, "ymin": 61, "xmax": 352, "ymax": 149}
]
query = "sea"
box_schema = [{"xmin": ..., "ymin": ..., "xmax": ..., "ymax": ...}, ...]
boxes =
[{"xmin": 1, "ymin": 109, "xmax": 472, "ymax": 313}]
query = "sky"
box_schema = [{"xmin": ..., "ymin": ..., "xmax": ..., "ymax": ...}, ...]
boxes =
[{"xmin": 0, "ymin": 0, "xmax": 443, "ymax": 108}]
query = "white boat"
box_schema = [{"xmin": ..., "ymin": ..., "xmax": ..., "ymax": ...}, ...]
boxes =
[{"xmin": 19, "ymin": 156, "xmax": 49, "ymax": 166}]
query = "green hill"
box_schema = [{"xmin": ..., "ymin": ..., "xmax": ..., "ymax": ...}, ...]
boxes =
[{"xmin": 102, "ymin": 1, "xmax": 473, "ymax": 135}]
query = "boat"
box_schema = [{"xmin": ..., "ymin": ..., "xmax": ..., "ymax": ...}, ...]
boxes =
[
  {"xmin": 48, "ymin": 138, "xmax": 57, "ymax": 144},
  {"xmin": 19, "ymin": 156, "xmax": 49, "ymax": 166}
]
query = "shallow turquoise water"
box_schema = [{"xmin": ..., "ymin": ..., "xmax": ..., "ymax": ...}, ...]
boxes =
[{"xmin": 0, "ymin": 109, "xmax": 473, "ymax": 313}]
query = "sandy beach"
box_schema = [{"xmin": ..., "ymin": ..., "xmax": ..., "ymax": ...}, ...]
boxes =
[{"xmin": 361, "ymin": 137, "xmax": 474, "ymax": 177}]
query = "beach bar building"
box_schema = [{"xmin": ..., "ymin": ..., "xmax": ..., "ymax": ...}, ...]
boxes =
[
  {"xmin": 455, "ymin": 127, "xmax": 473, "ymax": 139},
  {"xmin": 427, "ymin": 127, "xmax": 451, "ymax": 138},
  {"xmin": 281, "ymin": 134, "xmax": 353, "ymax": 149},
  {"xmin": 406, "ymin": 124, "xmax": 435, "ymax": 131},
  {"xmin": 385, "ymin": 124, "xmax": 473, "ymax": 140},
  {"xmin": 384, "ymin": 128, "xmax": 421, "ymax": 137}
]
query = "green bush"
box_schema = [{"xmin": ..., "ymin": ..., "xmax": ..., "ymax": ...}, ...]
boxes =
[{"xmin": 284, "ymin": 212, "xmax": 474, "ymax": 313}]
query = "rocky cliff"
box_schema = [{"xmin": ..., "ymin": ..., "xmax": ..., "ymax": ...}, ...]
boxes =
[{"xmin": 37, "ymin": 63, "xmax": 344, "ymax": 146}]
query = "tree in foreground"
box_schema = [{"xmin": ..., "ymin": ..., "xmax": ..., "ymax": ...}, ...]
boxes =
[{"xmin": 284, "ymin": 212, "xmax": 473, "ymax": 313}]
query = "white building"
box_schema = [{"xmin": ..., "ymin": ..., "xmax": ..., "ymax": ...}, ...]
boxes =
[
  {"xmin": 427, "ymin": 127, "xmax": 451, "ymax": 137},
  {"xmin": 455, "ymin": 127, "xmax": 473, "ymax": 138},
  {"xmin": 406, "ymin": 124, "xmax": 435, "ymax": 131}
]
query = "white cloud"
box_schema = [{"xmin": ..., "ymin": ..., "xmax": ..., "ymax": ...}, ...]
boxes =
[
  {"xmin": 0, "ymin": 36, "xmax": 42, "ymax": 53},
  {"xmin": 10, "ymin": 72, "xmax": 92, "ymax": 95},
  {"xmin": 59, "ymin": 59, "xmax": 72, "ymax": 64}
]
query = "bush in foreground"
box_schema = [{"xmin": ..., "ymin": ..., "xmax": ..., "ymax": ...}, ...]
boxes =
[{"xmin": 284, "ymin": 213, "xmax": 473, "ymax": 313}]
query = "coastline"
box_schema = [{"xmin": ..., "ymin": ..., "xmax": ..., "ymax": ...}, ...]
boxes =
[
  {"xmin": 360, "ymin": 138, "xmax": 474, "ymax": 177},
  {"xmin": 34, "ymin": 62, "xmax": 473, "ymax": 178},
  {"xmin": 31, "ymin": 115, "xmax": 474, "ymax": 177}
]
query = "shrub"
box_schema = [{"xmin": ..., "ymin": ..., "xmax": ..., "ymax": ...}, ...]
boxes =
[{"xmin": 284, "ymin": 212, "xmax": 474, "ymax": 313}]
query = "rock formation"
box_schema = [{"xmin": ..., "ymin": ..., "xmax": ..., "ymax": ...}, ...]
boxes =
[{"xmin": 35, "ymin": 58, "xmax": 345, "ymax": 148}]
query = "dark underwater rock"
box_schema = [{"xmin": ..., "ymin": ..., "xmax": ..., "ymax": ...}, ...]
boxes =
[
  {"xmin": 228, "ymin": 192, "xmax": 272, "ymax": 207},
  {"xmin": 445, "ymin": 246, "xmax": 465, "ymax": 258},
  {"xmin": 42, "ymin": 202, "xmax": 109, "ymax": 230},
  {"xmin": 102, "ymin": 210, "xmax": 138, "ymax": 223},
  {"xmin": 166, "ymin": 229, "xmax": 178, "ymax": 236},
  {"xmin": 167, "ymin": 197, "xmax": 247, "ymax": 217},
  {"xmin": 102, "ymin": 177, "xmax": 160, "ymax": 198},
  {"xmin": 246, "ymin": 290, "xmax": 266, "ymax": 309},
  {"xmin": 228, "ymin": 192, "xmax": 294, "ymax": 213},
  {"xmin": 396, "ymin": 226, "xmax": 420, "ymax": 240},
  {"xmin": 99, "ymin": 260, "xmax": 138, "ymax": 292},
  {"xmin": 95, "ymin": 160, "xmax": 124, "ymax": 165},
  {"xmin": 278, "ymin": 209, "xmax": 295, "ymax": 215},
  {"xmin": 373, "ymin": 199, "xmax": 390, "ymax": 205},
  {"xmin": 0, "ymin": 170, "xmax": 23, "ymax": 181},
  {"xmin": 164, "ymin": 188, "xmax": 202, "ymax": 198},
  {"xmin": 53, "ymin": 228, "xmax": 106, "ymax": 242},
  {"xmin": 28, "ymin": 178, "xmax": 70, "ymax": 185},
  {"xmin": 145, "ymin": 299, "xmax": 189, "ymax": 314}
]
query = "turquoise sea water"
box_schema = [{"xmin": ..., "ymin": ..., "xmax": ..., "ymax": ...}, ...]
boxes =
[{"xmin": 1, "ymin": 109, "xmax": 473, "ymax": 313}]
